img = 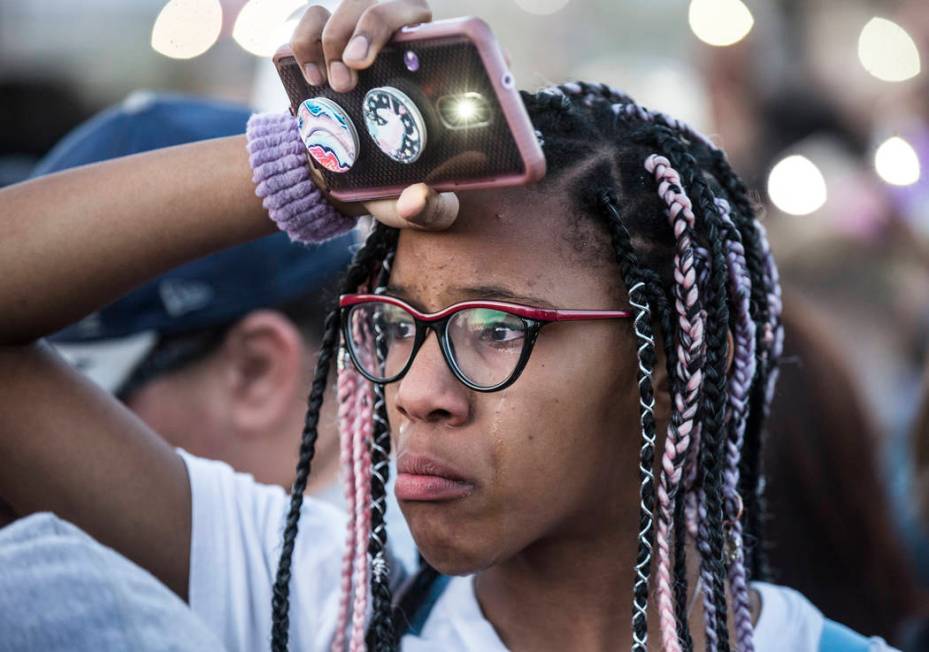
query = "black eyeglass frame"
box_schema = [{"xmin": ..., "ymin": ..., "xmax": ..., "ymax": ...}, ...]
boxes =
[{"xmin": 339, "ymin": 294, "xmax": 633, "ymax": 393}]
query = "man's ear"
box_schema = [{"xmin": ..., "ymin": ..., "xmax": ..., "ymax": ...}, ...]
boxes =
[{"xmin": 217, "ymin": 310, "xmax": 308, "ymax": 437}]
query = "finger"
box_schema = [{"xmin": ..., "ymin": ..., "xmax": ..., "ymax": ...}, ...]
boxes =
[
  {"xmin": 365, "ymin": 184, "xmax": 459, "ymax": 230},
  {"xmin": 342, "ymin": 0, "xmax": 433, "ymax": 70},
  {"xmin": 321, "ymin": 0, "xmax": 375, "ymax": 92},
  {"xmin": 290, "ymin": 4, "xmax": 331, "ymax": 86}
]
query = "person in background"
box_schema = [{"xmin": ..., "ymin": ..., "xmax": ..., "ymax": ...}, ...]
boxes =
[
  {"xmin": 33, "ymin": 92, "xmax": 353, "ymax": 496},
  {"xmin": 763, "ymin": 290, "xmax": 928, "ymax": 649}
]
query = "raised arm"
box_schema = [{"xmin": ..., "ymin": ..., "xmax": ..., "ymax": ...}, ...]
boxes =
[
  {"xmin": 0, "ymin": 134, "xmax": 280, "ymax": 598},
  {"xmin": 0, "ymin": 136, "xmax": 272, "ymax": 345}
]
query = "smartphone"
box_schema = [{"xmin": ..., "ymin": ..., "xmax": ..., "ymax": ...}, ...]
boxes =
[{"xmin": 273, "ymin": 17, "xmax": 546, "ymax": 202}]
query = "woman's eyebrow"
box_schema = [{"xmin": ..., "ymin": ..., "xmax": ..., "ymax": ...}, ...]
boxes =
[
  {"xmin": 456, "ymin": 285, "xmax": 558, "ymax": 309},
  {"xmin": 383, "ymin": 284, "xmax": 557, "ymax": 309}
]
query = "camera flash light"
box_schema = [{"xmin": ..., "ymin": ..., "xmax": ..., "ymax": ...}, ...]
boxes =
[{"xmin": 437, "ymin": 92, "xmax": 491, "ymax": 130}]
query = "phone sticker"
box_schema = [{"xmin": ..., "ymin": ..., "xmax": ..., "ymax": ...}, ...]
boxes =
[
  {"xmin": 362, "ymin": 87, "xmax": 427, "ymax": 164},
  {"xmin": 296, "ymin": 97, "xmax": 359, "ymax": 174}
]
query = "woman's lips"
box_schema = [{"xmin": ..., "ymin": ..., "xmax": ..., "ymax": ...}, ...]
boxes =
[{"xmin": 395, "ymin": 454, "xmax": 475, "ymax": 502}]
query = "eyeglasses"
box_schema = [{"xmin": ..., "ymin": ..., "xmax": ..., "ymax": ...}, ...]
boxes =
[{"xmin": 340, "ymin": 294, "xmax": 633, "ymax": 392}]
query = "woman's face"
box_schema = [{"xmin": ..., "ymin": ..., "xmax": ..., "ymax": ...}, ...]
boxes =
[{"xmin": 385, "ymin": 186, "xmax": 655, "ymax": 574}]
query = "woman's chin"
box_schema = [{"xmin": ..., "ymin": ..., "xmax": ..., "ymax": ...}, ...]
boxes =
[
  {"xmin": 418, "ymin": 545, "xmax": 490, "ymax": 577},
  {"xmin": 409, "ymin": 525, "xmax": 497, "ymax": 576}
]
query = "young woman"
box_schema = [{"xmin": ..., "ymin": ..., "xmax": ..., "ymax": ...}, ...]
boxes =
[{"xmin": 0, "ymin": 1, "xmax": 894, "ymax": 650}]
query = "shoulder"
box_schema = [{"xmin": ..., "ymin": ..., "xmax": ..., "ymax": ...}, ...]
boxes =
[
  {"xmin": 0, "ymin": 513, "xmax": 224, "ymax": 651},
  {"xmin": 753, "ymin": 582, "xmax": 899, "ymax": 652},
  {"xmin": 179, "ymin": 449, "xmax": 347, "ymax": 541}
]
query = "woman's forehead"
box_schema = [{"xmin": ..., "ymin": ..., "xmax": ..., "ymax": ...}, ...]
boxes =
[{"xmin": 390, "ymin": 188, "xmax": 621, "ymax": 310}]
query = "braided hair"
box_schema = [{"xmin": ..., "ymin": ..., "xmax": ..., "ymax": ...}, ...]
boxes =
[{"xmin": 269, "ymin": 81, "xmax": 782, "ymax": 652}]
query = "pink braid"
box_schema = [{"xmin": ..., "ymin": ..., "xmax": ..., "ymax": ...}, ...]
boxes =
[
  {"xmin": 348, "ymin": 374, "xmax": 373, "ymax": 652},
  {"xmin": 332, "ymin": 356, "xmax": 359, "ymax": 652},
  {"xmin": 645, "ymin": 153, "xmax": 706, "ymax": 652}
]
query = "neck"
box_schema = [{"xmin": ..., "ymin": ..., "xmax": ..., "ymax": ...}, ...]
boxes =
[
  {"xmin": 475, "ymin": 525, "xmax": 633, "ymax": 651},
  {"xmin": 474, "ymin": 527, "xmax": 758, "ymax": 651}
]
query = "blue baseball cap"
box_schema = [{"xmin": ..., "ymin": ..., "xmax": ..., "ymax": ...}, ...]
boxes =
[{"xmin": 35, "ymin": 92, "xmax": 354, "ymax": 393}]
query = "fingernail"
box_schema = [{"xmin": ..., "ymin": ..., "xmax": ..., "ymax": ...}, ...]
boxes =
[
  {"xmin": 329, "ymin": 61, "xmax": 351, "ymax": 90},
  {"xmin": 343, "ymin": 35, "xmax": 369, "ymax": 63},
  {"xmin": 396, "ymin": 186, "xmax": 425, "ymax": 219},
  {"xmin": 303, "ymin": 63, "xmax": 324, "ymax": 86}
]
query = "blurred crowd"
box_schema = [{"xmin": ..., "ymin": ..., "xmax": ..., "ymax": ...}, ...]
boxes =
[{"xmin": 3, "ymin": 0, "xmax": 929, "ymax": 648}]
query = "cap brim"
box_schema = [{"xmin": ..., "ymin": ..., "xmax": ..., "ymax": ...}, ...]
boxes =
[{"xmin": 53, "ymin": 332, "xmax": 158, "ymax": 395}]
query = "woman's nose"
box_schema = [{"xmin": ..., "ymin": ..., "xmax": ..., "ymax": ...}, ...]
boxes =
[{"xmin": 393, "ymin": 331, "xmax": 470, "ymax": 426}]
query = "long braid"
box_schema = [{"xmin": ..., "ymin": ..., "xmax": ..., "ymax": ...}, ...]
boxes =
[
  {"xmin": 599, "ymin": 191, "xmax": 659, "ymax": 652},
  {"xmin": 657, "ymin": 131, "xmax": 734, "ymax": 651},
  {"xmin": 332, "ymin": 359, "xmax": 361, "ymax": 651},
  {"xmin": 707, "ymin": 152, "xmax": 772, "ymax": 581},
  {"xmin": 641, "ymin": 270, "xmax": 695, "ymax": 652},
  {"xmin": 716, "ymin": 199, "xmax": 758, "ymax": 652},
  {"xmin": 271, "ymin": 224, "xmax": 397, "ymax": 652},
  {"xmin": 271, "ymin": 306, "xmax": 341, "ymax": 651},
  {"xmin": 367, "ymin": 249, "xmax": 398, "ymax": 651},
  {"xmin": 349, "ymin": 350, "xmax": 375, "ymax": 652},
  {"xmin": 637, "ymin": 151, "xmax": 706, "ymax": 652}
]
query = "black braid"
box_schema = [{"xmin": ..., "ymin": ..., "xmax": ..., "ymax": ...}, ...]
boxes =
[
  {"xmin": 640, "ymin": 270, "xmax": 695, "ymax": 652},
  {"xmin": 270, "ymin": 223, "xmax": 398, "ymax": 652},
  {"xmin": 270, "ymin": 307, "xmax": 340, "ymax": 652},
  {"xmin": 597, "ymin": 187, "xmax": 659, "ymax": 650},
  {"xmin": 367, "ymin": 246, "xmax": 399, "ymax": 651},
  {"xmin": 655, "ymin": 129, "xmax": 732, "ymax": 650}
]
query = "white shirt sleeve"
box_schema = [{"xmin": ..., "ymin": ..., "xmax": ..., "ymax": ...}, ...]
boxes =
[{"xmin": 179, "ymin": 450, "xmax": 346, "ymax": 652}]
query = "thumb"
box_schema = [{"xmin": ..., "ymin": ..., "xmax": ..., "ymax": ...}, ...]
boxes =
[{"xmin": 365, "ymin": 183, "xmax": 459, "ymax": 231}]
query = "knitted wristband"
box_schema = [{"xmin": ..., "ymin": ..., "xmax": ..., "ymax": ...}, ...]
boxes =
[{"xmin": 245, "ymin": 112, "xmax": 355, "ymax": 244}]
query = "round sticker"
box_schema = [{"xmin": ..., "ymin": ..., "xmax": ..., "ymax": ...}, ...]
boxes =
[
  {"xmin": 296, "ymin": 97, "xmax": 359, "ymax": 174},
  {"xmin": 362, "ymin": 87, "xmax": 427, "ymax": 164}
]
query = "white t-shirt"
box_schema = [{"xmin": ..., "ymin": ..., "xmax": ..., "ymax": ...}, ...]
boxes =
[{"xmin": 179, "ymin": 451, "xmax": 894, "ymax": 652}]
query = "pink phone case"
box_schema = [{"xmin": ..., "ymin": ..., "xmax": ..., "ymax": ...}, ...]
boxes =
[{"xmin": 273, "ymin": 17, "xmax": 545, "ymax": 202}]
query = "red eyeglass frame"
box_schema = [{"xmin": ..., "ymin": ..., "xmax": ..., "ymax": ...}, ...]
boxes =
[{"xmin": 339, "ymin": 293, "xmax": 634, "ymax": 392}]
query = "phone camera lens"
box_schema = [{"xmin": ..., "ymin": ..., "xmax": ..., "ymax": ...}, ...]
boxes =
[
  {"xmin": 501, "ymin": 72, "xmax": 514, "ymax": 89},
  {"xmin": 404, "ymin": 50, "xmax": 420, "ymax": 72}
]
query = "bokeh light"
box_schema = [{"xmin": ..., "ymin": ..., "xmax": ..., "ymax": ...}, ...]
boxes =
[
  {"xmin": 767, "ymin": 155, "xmax": 828, "ymax": 216},
  {"xmin": 874, "ymin": 136, "xmax": 921, "ymax": 186},
  {"xmin": 233, "ymin": 0, "xmax": 309, "ymax": 58},
  {"xmin": 857, "ymin": 17, "xmax": 921, "ymax": 82},
  {"xmin": 513, "ymin": 0, "xmax": 572, "ymax": 16},
  {"xmin": 151, "ymin": 0, "xmax": 223, "ymax": 60},
  {"xmin": 688, "ymin": 0, "xmax": 754, "ymax": 47}
]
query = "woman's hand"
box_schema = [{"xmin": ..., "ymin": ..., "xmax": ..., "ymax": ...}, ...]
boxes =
[
  {"xmin": 289, "ymin": 0, "xmax": 459, "ymax": 231},
  {"xmin": 290, "ymin": 0, "xmax": 430, "ymax": 92}
]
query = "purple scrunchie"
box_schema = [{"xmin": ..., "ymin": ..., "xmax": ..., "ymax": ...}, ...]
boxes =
[{"xmin": 245, "ymin": 112, "xmax": 355, "ymax": 244}]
